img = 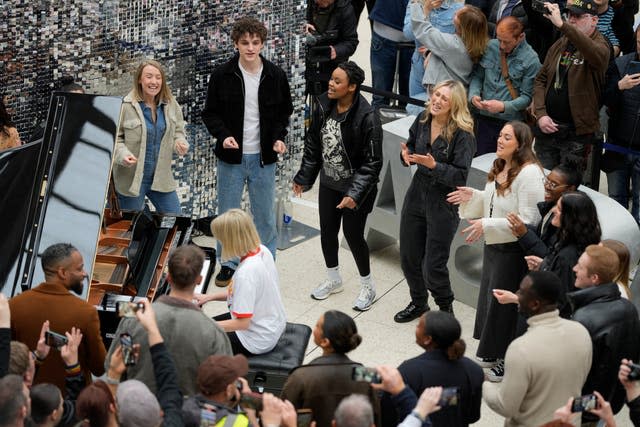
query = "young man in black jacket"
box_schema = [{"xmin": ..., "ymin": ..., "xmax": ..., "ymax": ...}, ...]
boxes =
[
  {"xmin": 568, "ymin": 244, "xmax": 640, "ymax": 424},
  {"xmin": 202, "ymin": 17, "xmax": 293, "ymax": 286}
]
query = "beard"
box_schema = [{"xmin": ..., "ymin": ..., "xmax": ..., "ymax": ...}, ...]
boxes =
[{"xmin": 70, "ymin": 279, "xmax": 85, "ymax": 295}]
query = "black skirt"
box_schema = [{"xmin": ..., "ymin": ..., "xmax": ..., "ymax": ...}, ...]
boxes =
[{"xmin": 474, "ymin": 242, "xmax": 528, "ymax": 359}]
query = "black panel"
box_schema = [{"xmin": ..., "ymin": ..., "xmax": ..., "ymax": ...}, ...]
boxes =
[{"xmin": 0, "ymin": 93, "xmax": 122, "ymax": 297}]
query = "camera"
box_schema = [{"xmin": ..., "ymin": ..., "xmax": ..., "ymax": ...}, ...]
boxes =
[
  {"xmin": 352, "ymin": 366, "xmax": 382, "ymax": 384},
  {"xmin": 531, "ymin": 0, "xmax": 549, "ymax": 13},
  {"xmin": 306, "ymin": 30, "xmax": 338, "ymax": 47},
  {"xmin": 297, "ymin": 409, "xmax": 313, "ymax": 427},
  {"xmin": 628, "ymin": 362, "xmax": 640, "ymax": 381},
  {"xmin": 117, "ymin": 301, "xmax": 145, "ymax": 318},
  {"xmin": 439, "ymin": 387, "xmax": 460, "ymax": 407},
  {"xmin": 120, "ymin": 333, "xmax": 137, "ymax": 366},
  {"xmin": 239, "ymin": 392, "xmax": 263, "ymax": 411},
  {"xmin": 45, "ymin": 330, "xmax": 68, "ymax": 349},
  {"xmin": 571, "ymin": 394, "xmax": 598, "ymax": 412}
]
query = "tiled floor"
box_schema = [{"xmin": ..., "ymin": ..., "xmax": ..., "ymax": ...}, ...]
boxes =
[{"xmin": 195, "ymin": 12, "xmax": 636, "ymax": 427}]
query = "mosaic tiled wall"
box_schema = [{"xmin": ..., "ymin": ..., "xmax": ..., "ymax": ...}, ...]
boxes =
[{"xmin": 1, "ymin": 1, "xmax": 307, "ymax": 218}]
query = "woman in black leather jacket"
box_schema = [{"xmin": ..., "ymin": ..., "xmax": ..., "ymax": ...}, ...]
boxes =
[{"xmin": 293, "ymin": 61, "xmax": 382, "ymax": 312}]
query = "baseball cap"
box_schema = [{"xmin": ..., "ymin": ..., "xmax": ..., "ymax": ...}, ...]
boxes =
[
  {"xmin": 197, "ymin": 354, "xmax": 249, "ymax": 396},
  {"xmin": 116, "ymin": 380, "xmax": 162, "ymax": 427},
  {"xmin": 565, "ymin": 0, "xmax": 597, "ymax": 15}
]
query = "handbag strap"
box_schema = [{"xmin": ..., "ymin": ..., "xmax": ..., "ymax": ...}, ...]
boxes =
[{"xmin": 500, "ymin": 53, "xmax": 519, "ymax": 100}]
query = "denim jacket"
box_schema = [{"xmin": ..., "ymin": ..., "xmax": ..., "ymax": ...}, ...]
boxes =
[
  {"xmin": 468, "ymin": 38, "xmax": 541, "ymax": 121},
  {"xmin": 403, "ymin": 0, "xmax": 461, "ymax": 44}
]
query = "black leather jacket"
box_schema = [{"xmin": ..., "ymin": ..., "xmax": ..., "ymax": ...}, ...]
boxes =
[
  {"xmin": 294, "ymin": 92, "xmax": 382, "ymax": 207},
  {"xmin": 568, "ymin": 283, "xmax": 640, "ymax": 418},
  {"xmin": 201, "ymin": 54, "xmax": 293, "ymax": 165}
]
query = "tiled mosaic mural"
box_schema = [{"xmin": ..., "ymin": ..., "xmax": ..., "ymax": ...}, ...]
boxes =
[{"xmin": 1, "ymin": 1, "xmax": 307, "ymax": 218}]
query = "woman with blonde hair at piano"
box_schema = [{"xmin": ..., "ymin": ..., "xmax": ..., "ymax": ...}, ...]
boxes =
[
  {"xmin": 113, "ymin": 59, "xmax": 188, "ymax": 214},
  {"xmin": 194, "ymin": 209, "xmax": 286, "ymax": 356}
]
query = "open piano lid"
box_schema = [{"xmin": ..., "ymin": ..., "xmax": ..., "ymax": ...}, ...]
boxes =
[{"xmin": 0, "ymin": 93, "xmax": 122, "ymax": 298}]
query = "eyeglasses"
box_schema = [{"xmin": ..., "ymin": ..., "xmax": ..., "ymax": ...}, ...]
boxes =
[{"xmin": 543, "ymin": 177, "xmax": 569, "ymax": 190}]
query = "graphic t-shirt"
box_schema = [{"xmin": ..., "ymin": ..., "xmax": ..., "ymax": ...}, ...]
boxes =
[
  {"xmin": 545, "ymin": 44, "xmax": 577, "ymax": 126},
  {"xmin": 319, "ymin": 108, "xmax": 353, "ymax": 192}
]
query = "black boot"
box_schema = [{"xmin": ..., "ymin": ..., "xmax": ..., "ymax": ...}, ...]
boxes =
[
  {"xmin": 439, "ymin": 304, "xmax": 455, "ymax": 316},
  {"xmin": 394, "ymin": 303, "xmax": 430, "ymax": 323}
]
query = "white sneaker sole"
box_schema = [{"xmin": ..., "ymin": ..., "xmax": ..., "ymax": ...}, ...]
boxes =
[
  {"xmin": 476, "ymin": 359, "xmax": 499, "ymax": 369},
  {"xmin": 353, "ymin": 294, "xmax": 376, "ymax": 311},
  {"xmin": 310, "ymin": 285, "xmax": 344, "ymax": 300}
]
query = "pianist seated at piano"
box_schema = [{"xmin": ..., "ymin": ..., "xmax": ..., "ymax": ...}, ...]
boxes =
[
  {"xmin": 195, "ymin": 209, "xmax": 287, "ymax": 356},
  {"xmin": 112, "ymin": 59, "xmax": 188, "ymax": 215}
]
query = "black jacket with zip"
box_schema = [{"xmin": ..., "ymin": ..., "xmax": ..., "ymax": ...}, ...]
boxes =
[
  {"xmin": 201, "ymin": 53, "xmax": 293, "ymax": 165},
  {"xmin": 294, "ymin": 92, "xmax": 382, "ymax": 207}
]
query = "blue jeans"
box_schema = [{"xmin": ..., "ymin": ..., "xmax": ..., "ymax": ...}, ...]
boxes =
[
  {"xmin": 607, "ymin": 153, "xmax": 640, "ymax": 225},
  {"xmin": 118, "ymin": 147, "xmax": 181, "ymax": 215},
  {"xmin": 118, "ymin": 187, "xmax": 181, "ymax": 215},
  {"xmin": 406, "ymin": 50, "xmax": 427, "ymax": 117},
  {"xmin": 370, "ymin": 31, "xmax": 412, "ymax": 109},
  {"xmin": 216, "ymin": 154, "xmax": 277, "ymax": 267}
]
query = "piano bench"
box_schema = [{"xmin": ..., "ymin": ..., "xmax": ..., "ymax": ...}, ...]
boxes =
[{"xmin": 246, "ymin": 322, "xmax": 311, "ymax": 394}]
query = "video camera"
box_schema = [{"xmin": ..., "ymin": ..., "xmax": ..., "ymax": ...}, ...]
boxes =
[{"xmin": 306, "ymin": 30, "xmax": 338, "ymax": 62}]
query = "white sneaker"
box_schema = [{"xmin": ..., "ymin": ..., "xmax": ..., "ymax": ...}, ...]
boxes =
[
  {"xmin": 353, "ymin": 282, "xmax": 376, "ymax": 311},
  {"xmin": 311, "ymin": 279, "xmax": 343, "ymax": 300},
  {"xmin": 486, "ymin": 359, "xmax": 505, "ymax": 382}
]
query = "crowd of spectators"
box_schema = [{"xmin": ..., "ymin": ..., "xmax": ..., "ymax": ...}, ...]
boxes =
[{"xmin": 3, "ymin": 0, "xmax": 640, "ymax": 426}]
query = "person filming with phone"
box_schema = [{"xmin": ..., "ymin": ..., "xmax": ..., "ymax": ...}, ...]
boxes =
[
  {"xmin": 532, "ymin": 0, "xmax": 610, "ymax": 180},
  {"xmin": 107, "ymin": 244, "xmax": 232, "ymax": 396}
]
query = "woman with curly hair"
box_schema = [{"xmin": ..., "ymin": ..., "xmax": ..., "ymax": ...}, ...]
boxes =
[
  {"xmin": 0, "ymin": 96, "xmax": 21, "ymax": 151},
  {"xmin": 394, "ymin": 80, "xmax": 476, "ymax": 323},
  {"xmin": 281, "ymin": 310, "xmax": 379, "ymax": 427},
  {"xmin": 447, "ymin": 120, "xmax": 544, "ymax": 382},
  {"xmin": 496, "ymin": 191, "xmax": 602, "ymax": 317}
]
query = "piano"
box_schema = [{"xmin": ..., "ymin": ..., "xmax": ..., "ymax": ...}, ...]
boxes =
[{"xmin": 0, "ymin": 92, "xmax": 197, "ymax": 344}]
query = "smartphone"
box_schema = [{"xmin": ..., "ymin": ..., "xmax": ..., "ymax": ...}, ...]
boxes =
[
  {"xmin": 45, "ymin": 330, "xmax": 68, "ymax": 349},
  {"xmin": 119, "ymin": 333, "xmax": 136, "ymax": 366},
  {"xmin": 297, "ymin": 409, "xmax": 313, "ymax": 427},
  {"xmin": 438, "ymin": 387, "xmax": 460, "ymax": 407},
  {"xmin": 352, "ymin": 366, "xmax": 382, "ymax": 384},
  {"xmin": 628, "ymin": 362, "xmax": 640, "ymax": 381},
  {"xmin": 239, "ymin": 392, "xmax": 263, "ymax": 411},
  {"xmin": 627, "ymin": 61, "xmax": 640, "ymax": 76},
  {"xmin": 571, "ymin": 394, "xmax": 598, "ymax": 412},
  {"xmin": 117, "ymin": 301, "xmax": 144, "ymax": 318},
  {"xmin": 531, "ymin": 0, "xmax": 549, "ymax": 13}
]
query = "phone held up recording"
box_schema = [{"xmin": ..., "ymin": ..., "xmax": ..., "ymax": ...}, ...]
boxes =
[
  {"xmin": 45, "ymin": 330, "xmax": 68, "ymax": 349},
  {"xmin": 352, "ymin": 366, "xmax": 382, "ymax": 384},
  {"xmin": 117, "ymin": 301, "xmax": 145, "ymax": 318},
  {"xmin": 571, "ymin": 394, "xmax": 599, "ymax": 412},
  {"xmin": 120, "ymin": 333, "xmax": 137, "ymax": 366}
]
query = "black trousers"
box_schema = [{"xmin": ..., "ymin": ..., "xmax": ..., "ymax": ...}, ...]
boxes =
[
  {"xmin": 213, "ymin": 312, "xmax": 256, "ymax": 357},
  {"xmin": 399, "ymin": 174, "xmax": 459, "ymax": 308},
  {"xmin": 318, "ymin": 184, "xmax": 376, "ymax": 277}
]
